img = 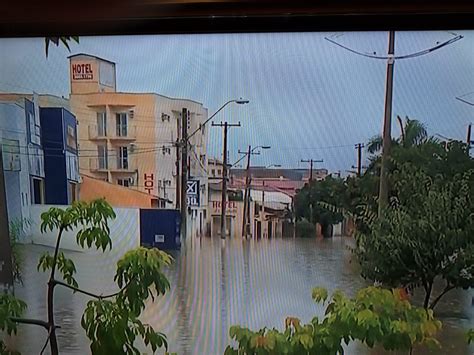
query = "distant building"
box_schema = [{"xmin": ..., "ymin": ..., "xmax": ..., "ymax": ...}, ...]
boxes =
[
  {"xmin": 0, "ymin": 95, "xmax": 79, "ymax": 223},
  {"xmin": 40, "ymin": 107, "xmax": 80, "ymax": 204},
  {"xmin": 68, "ymin": 54, "xmax": 209, "ymax": 224}
]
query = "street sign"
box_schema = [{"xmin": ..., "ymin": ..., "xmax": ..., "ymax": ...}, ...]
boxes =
[{"xmin": 186, "ymin": 180, "xmax": 200, "ymax": 206}]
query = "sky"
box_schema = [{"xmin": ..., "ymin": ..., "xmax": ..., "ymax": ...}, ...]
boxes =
[{"xmin": 0, "ymin": 31, "xmax": 473, "ymax": 174}]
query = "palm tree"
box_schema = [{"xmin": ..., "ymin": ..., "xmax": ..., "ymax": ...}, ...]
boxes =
[
  {"xmin": 45, "ymin": 36, "xmax": 79, "ymax": 57},
  {"xmin": 366, "ymin": 116, "xmax": 428, "ymax": 154}
]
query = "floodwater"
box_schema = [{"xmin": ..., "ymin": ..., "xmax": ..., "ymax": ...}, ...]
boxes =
[{"xmin": 8, "ymin": 237, "xmax": 474, "ymax": 354}]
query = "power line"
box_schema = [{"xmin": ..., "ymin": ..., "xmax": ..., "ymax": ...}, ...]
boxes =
[{"xmin": 324, "ymin": 33, "xmax": 463, "ymax": 60}]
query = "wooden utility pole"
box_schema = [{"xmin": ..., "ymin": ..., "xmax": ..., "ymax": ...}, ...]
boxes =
[
  {"xmin": 300, "ymin": 158, "xmax": 323, "ymax": 224},
  {"xmin": 180, "ymin": 108, "xmax": 189, "ymax": 241},
  {"xmin": 355, "ymin": 143, "xmax": 365, "ymax": 176},
  {"xmin": 0, "ymin": 144, "xmax": 14, "ymax": 293},
  {"xmin": 240, "ymin": 146, "xmax": 262, "ymax": 239},
  {"xmin": 301, "ymin": 158, "xmax": 323, "ymax": 182},
  {"xmin": 467, "ymin": 123, "xmax": 472, "ymax": 155},
  {"xmin": 378, "ymin": 30, "xmax": 396, "ymax": 216},
  {"xmin": 241, "ymin": 146, "xmax": 252, "ymax": 238},
  {"xmin": 212, "ymin": 121, "xmax": 241, "ymax": 239}
]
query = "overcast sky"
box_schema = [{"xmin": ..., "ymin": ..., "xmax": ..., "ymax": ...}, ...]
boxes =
[{"xmin": 1, "ymin": 31, "xmax": 473, "ymax": 173}]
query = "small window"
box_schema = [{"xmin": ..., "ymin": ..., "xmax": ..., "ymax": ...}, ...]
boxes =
[
  {"xmin": 69, "ymin": 182, "xmax": 77, "ymax": 202},
  {"xmin": 211, "ymin": 169, "xmax": 215, "ymax": 176},
  {"xmin": 97, "ymin": 145, "xmax": 108, "ymax": 169},
  {"xmin": 97, "ymin": 112, "xmax": 107, "ymax": 136},
  {"xmin": 117, "ymin": 179, "xmax": 130, "ymax": 187},
  {"xmin": 66, "ymin": 125, "xmax": 76, "ymax": 149},
  {"xmin": 116, "ymin": 113, "xmax": 128, "ymax": 137},
  {"xmin": 32, "ymin": 178, "xmax": 45, "ymax": 204},
  {"xmin": 117, "ymin": 146, "xmax": 129, "ymax": 169}
]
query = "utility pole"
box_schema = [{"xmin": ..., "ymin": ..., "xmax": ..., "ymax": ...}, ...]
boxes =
[
  {"xmin": 212, "ymin": 121, "xmax": 241, "ymax": 239},
  {"xmin": 355, "ymin": 143, "xmax": 365, "ymax": 177},
  {"xmin": 301, "ymin": 158, "xmax": 323, "ymax": 224},
  {"xmin": 241, "ymin": 146, "xmax": 253, "ymax": 239},
  {"xmin": 325, "ymin": 31, "xmax": 462, "ymax": 216},
  {"xmin": 180, "ymin": 108, "xmax": 189, "ymax": 242},
  {"xmin": 301, "ymin": 159, "xmax": 323, "ymax": 182},
  {"xmin": 0, "ymin": 144, "xmax": 14, "ymax": 293},
  {"xmin": 261, "ymin": 180, "xmax": 265, "ymax": 238},
  {"xmin": 378, "ymin": 30, "xmax": 395, "ymax": 216},
  {"xmin": 240, "ymin": 146, "xmax": 262, "ymax": 239},
  {"xmin": 467, "ymin": 123, "xmax": 472, "ymax": 155}
]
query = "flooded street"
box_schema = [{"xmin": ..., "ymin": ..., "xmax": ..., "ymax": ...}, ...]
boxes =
[{"xmin": 11, "ymin": 237, "xmax": 474, "ymax": 354}]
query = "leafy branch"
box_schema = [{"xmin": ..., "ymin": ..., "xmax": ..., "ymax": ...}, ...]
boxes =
[{"xmin": 3, "ymin": 200, "xmax": 172, "ymax": 355}]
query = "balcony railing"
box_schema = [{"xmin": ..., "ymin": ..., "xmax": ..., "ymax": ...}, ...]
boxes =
[
  {"xmin": 88, "ymin": 125, "xmax": 137, "ymax": 141},
  {"xmin": 89, "ymin": 157, "xmax": 135, "ymax": 173}
]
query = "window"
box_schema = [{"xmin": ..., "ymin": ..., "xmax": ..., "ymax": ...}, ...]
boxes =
[
  {"xmin": 32, "ymin": 178, "xmax": 45, "ymax": 204},
  {"xmin": 117, "ymin": 178, "xmax": 130, "ymax": 187},
  {"xmin": 117, "ymin": 146, "xmax": 128, "ymax": 169},
  {"xmin": 97, "ymin": 145, "xmax": 108, "ymax": 169},
  {"xmin": 211, "ymin": 169, "xmax": 215, "ymax": 176},
  {"xmin": 2, "ymin": 139, "xmax": 20, "ymax": 171},
  {"xmin": 217, "ymin": 169, "xmax": 222, "ymax": 176},
  {"xmin": 66, "ymin": 125, "xmax": 76, "ymax": 149},
  {"xmin": 69, "ymin": 182, "xmax": 77, "ymax": 202},
  {"xmin": 97, "ymin": 112, "xmax": 107, "ymax": 136},
  {"xmin": 116, "ymin": 113, "xmax": 128, "ymax": 137},
  {"xmin": 161, "ymin": 113, "xmax": 170, "ymax": 122}
]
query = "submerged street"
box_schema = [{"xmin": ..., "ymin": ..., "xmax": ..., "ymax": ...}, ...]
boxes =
[{"xmin": 11, "ymin": 237, "xmax": 474, "ymax": 355}]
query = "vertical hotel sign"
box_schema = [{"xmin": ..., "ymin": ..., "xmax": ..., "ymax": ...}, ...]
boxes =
[{"xmin": 72, "ymin": 62, "xmax": 94, "ymax": 80}]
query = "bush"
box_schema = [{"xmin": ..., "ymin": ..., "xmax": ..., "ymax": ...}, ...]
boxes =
[
  {"xmin": 226, "ymin": 286, "xmax": 442, "ymax": 354},
  {"xmin": 296, "ymin": 219, "xmax": 315, "ymax": 238}
]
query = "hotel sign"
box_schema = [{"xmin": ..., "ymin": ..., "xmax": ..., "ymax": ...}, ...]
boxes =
[
  {"xmin": 72, "ymin": 62, "xmax": 94, "ymax": 80},
  {"xmin": 211, "ymin": 200, "xmax": 238, "ymax": 214}
]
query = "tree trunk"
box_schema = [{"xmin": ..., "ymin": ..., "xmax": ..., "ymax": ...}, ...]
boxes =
[
  {"xmin": 47, "ymin": 280, "xmax": 59, "ymax": 354},
  {"xmin": 423, "ymin": 282, "xmax": 433, "ymax": 309}
]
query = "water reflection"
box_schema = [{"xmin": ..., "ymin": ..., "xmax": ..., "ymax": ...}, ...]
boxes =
[{"xmin": 13, "ymin": 237, "xmax": 474, "ymax": 354}]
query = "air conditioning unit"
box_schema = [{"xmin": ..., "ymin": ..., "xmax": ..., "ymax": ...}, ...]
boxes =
[
  {"xmin": 128, "ymin": 110, "xmax": 135, "ymax": 119},
  {"xmin": 129, "ymin": 143, "xmax": 137, "ymax": 153},
  {"xmin": 161, "ymin": 113, "xmax": 170, "ymax": 122}
]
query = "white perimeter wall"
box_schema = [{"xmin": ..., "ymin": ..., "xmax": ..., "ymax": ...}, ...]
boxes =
[{"xmin": 27, "ymin": 205, "xmax": 140, "ymax": 256}]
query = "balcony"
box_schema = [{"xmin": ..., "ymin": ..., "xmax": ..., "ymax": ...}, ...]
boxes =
[
  {"xmin": 110, "ymin": 125, "xmax": 137, "ymax": 142},
  {"xmin": 89, "ymin": 157, "xmax": 136, "ymax": 173},
  {"xmin": 88, "ymin": 125, "xmax": 137, "ymax": 142}
]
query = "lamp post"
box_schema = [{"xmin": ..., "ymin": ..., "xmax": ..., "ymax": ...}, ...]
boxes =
[{"xmin": 261, "ymin": 164, "xmax": 281, "ymax": 238}]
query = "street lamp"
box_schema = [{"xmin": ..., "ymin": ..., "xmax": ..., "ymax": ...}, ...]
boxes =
[{"xmin": 187, "ymin": 98, "xmax": 249, "ymax": 141}]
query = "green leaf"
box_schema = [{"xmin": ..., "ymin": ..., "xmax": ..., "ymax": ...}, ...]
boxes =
[{"xmin": 312, "ymin": 287, "xmax": 328, "ymax": 303}]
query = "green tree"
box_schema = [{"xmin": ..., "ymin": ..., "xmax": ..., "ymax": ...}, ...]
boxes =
[
  {"xmin": 294, "ymin": 176, "xmax": 346, "ymax": 238},
  {"xmin": 0, "ymin": 200, "xmax": 172, "ymax": 355},
  {"xmin": 354, "ymin": 163, "xmax": 474, "ymax": 309},
  {"xmin": 366, "ymin": 116, "xmax": 428, "ymax": 154},
  {"xmin": 45, "ymin": 37, "xmax": 79, "ymax": 57},
  {"xmin": 226, "ymin": 286, "xmax": 442, "ymax": 354}
]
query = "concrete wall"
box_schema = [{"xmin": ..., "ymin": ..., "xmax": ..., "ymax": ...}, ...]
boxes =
[
  {"xmin": 27, "ymin": 205, "xmax": 140, "ymax": 255},
  {"xmin": 0, "ymin": 102, "xmax": 33, "ymax": 223}
]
